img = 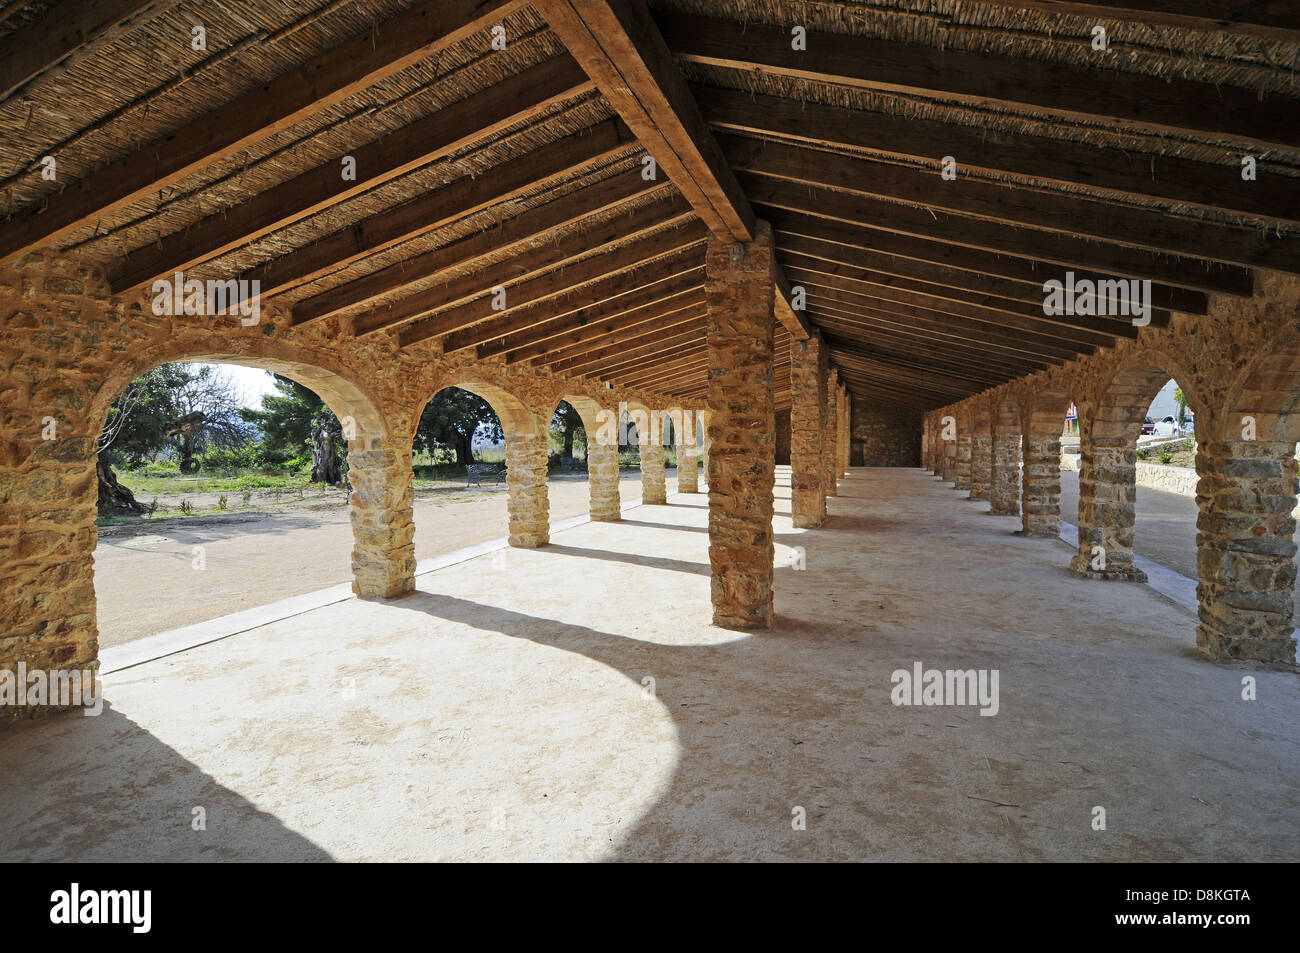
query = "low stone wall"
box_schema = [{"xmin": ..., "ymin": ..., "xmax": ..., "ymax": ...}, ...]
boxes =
[{"xmin": 1136, "ymin": 461, "xmax": 1198, "ymax": 496}]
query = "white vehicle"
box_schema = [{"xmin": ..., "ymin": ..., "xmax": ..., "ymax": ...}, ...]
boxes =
[{"xmin": 1151, "ymin": 415, "xmax": 1184, "ymax": 438}]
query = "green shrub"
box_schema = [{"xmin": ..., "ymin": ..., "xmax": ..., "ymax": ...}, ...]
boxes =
[
  {"xmin": 179, "ymin": 499, "xmax": 192, "ymax": 514},
  {"xmin": 1135, "ymin": 447, "xmax": 1149, "ymax": 460},
  {"xmin": 217, "ymin": 494, "xmax": 228, "ymax": 510},
  {"xmin": 1158, "ymin": 448, "xmax": 1173, "ymax": 465},
  {"xmin": 241, "ymin": 490, "xmax": 252, "ymax": 505}
]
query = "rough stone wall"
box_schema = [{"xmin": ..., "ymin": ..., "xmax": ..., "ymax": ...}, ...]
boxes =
[
  {"xmin": 0, "ymin": 250, "xmax": 700, "ymax": 722},
  {"xmin": 850, "ymin": 398, "xmax": 922, "ymax": 467},
  {"xmin": 937, "ymin": 269, "xmax": 1300, "ymax": 668},
  {"xmin": 774, "ymin": 407, "xmax": 792, "ymax": 466},
  {"xmin": 705, "ymin": 225, "xmax": 776, "ymax": 629},
  {"xmin": 989, "ymin": 404, "xmax": 1021, "ymax": 516},
  {"xmin": 641, "ymin": 440, "xmax": 667, "ymax": 505},
  {"xmin": 968, "ymin": 400, "xmax": 992, "ymax": 502},
  {"xmin": 789, "ymin": 334, "xmax": 826, "ymax": 527}
]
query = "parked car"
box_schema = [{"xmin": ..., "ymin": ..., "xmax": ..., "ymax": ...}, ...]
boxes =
[
  {"xmin": 1141, "ymin": 416, "xmax": 1155, "ymax": 435},
  {"xmin": 1152, "ymin": 416, "xmax": 1183, "ymax": 438}
]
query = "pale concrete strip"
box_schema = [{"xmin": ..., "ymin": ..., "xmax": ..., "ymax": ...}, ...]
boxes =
[
  {"xmin": 101, "ymin": 495, "xmax": 652, "ymax": 676},
  {"xmin": 1059, "ymin": 520, "xmax": 1198, "ymax": 614}
]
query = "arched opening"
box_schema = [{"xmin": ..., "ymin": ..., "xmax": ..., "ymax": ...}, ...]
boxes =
[
  {"xmin": 410, "ymin": 379, "xmax": 548, "ymax": 551},
  {"xmin": 90, "ymin": 355, "xmax": 392, "ymax": 651},
  {"xmin": 1070, "ymin": 359, "xmax": 1202, "ymax": 585},
  {"xmin": 542, "ymin": 395, "xmax": 621, "ymax": 523},
  {"xmin": 1201, "ymin": 337, "xmax": 1300, "ymax": 665}
]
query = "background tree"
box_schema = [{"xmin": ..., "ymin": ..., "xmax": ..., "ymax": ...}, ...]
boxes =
[
  {"xmin": 551, "ymin": 402, "xmax": 585, "ymax": 458},
  {"xmin": 1173, "ymin": 386, "xmax": 1188, "ymax": 428},
  {"xmin": 240, "ymin": 374, "xmax": 345, "ymax": 484},
  {"xmin": 415, "ymin": 388, "xmax": 502, "ymax": 466}
]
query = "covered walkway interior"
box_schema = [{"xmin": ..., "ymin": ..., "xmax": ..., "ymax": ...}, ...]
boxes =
[{"xmin": 4, "ymin": 468, "xmax": 1296, "ymax": 862}]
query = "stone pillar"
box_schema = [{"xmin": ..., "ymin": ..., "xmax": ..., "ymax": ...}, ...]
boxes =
[
  {"xmin": 1020, "ymin": 429, "xmax": 1062, "ymax": 537},
  {"xmin": 824, "ymin": 368, "xmax": 839, "ymax": 497},
  {"xmin": 641, "ymin": 431, "xmax": 667, "ymax": 504},
  {"xmin": 969, "ymin": 411, "xmax": 992, "ymax": 503},
  {"xmin": 989, "ymin": 423, "xmax": 1021, "ymax": 516},
  {"xmin": 706, "ymin": 223, "xmax": 776, "ymax": 628},
  {"xmin": 955, "ymin": 425, "xmax": 972, "ymax": 491},
  {"xmin": 506, "ymin": 423, "xmax": 550, "ymax": 547},
  {"xmin": 838, "ymin": 385, "xmax": 851, "ymax": 475},
  {"xmin": 1196, "ymin": 440, "xmax": 1298, "ymax": 667},
  {"xmin": 587, "ymin": 437, "xmax": 621, "ymax": 520},
  {"xmin": 348, "ymin": 440, "xmax": 416, "ymax": 598},
  {"xmin": 676, "ymin": 429, "xmax": 700, "ymax": 493},
  {"xmin": 790, "ymin": 333, "xmax": 826, "ymax": 527},
  {"xmin": 942, "ymin": 429, "xmax": 957, "ymax": 482},
  {"xmin": 1069, "ymin": 419, "xmax": 1145, "ymax": 581}
]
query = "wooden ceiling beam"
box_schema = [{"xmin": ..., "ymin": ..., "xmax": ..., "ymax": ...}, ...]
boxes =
[
  {"xmin": 553, "ymin": 316, "xmax": 708, "ymax": 375},
  {"xmin": 250, "ymin": 117, "xmax": 638, "ymax": 298},
  {"xmin": 109, "ymin": 56, "xmax": 596, "ymax": 293},
  {"xmin": 505, "ymin": 287, "xmax": 704, "ymax": 363},
  {"xmin": 0, "ymin": 0, "xmax": 528, "ymax": 264},
  {"xmin": 293, "ymin": 174, "xmax": 669, "ymax": 325},
  {"xmin": 660, "ymin": 11, "xmax": 1300, "ymax": 150},
  {"xmin": 968, "ymin": 1, "xmax": 1300, "ymax": 45},
  {"xmin": 354, "ymin": 195, "xmax": 696, "ymax": 335},
  {"xmin": 538, "ymin": 305, "xmax": 706, "ymax": 371},
  {"xmin": 491, "ymin": 275, "xmax": 705, "ymax": 360},
  {"xmin": 725, "ymin": 133, "xmax": 1300, "ymax": 274},
  {"xmin": 1, "ymin": 0, "xmax": 173, "ymax": 102},
  {"xmin": 745, "ymin": 175, "xmax": 1254, "ymax": 297},
  {"xmin": 768, "ymin": 210, "xmax": 1209, "ymax": 315},
  {"xmin": 418, "ymin": 242, "xmax": 705, "ymax": 350},
  {"xmin": 695, "ymin": 85, "xmax": 1300, "ymax": 227}
]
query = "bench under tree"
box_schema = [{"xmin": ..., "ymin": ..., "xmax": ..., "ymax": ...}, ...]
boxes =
[{"xmin": 465, "ymin": 463, "xmax": 507, "ymax": 486}]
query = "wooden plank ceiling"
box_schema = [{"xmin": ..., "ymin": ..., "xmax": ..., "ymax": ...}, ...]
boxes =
[{"xmin": 2, "ymin": 0, "xmax": 1297, "ymax": 412}]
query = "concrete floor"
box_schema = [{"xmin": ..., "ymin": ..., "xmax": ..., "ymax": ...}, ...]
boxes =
[{"xmin": 2, "ymin": 467, "xmax": 1297, "ymax": 861}]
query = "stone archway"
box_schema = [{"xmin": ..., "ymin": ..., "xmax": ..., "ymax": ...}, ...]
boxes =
[
  {"xmin": 558, "ymin": 393, "xmax": 620, "ymax": 521},
  {"xmin": 1196, "ymin": 335, "xmax": 1300, "ymax": 666},
  {"xmin": 415, "ymin": 377, "xmax": 549, "ymax": 549},
  {"xmin": 1070, "ymin": 354, "xmax": 1204, "ymax": 582}
]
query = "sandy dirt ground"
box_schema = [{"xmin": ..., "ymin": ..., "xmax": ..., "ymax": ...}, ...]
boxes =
[
  {"xmin": 93, "ymin": 472, "xmax": 654, "ymax": 648},
  {"xmin": 6, "ymin": 468, "xmax": 1296, "ymax": 861}
]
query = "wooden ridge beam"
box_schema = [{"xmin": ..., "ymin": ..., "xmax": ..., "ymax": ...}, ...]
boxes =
[
  {"xmin": 553, "ymin": 315, "xmax": 708, "ymax": 375},
  {"xmin": 660, "ymin": 11, "xmax": 1300, "ymax": 150},
  {"xmin": 745, "ymin": 179, "xmax": 1254, "ymax": 297},
  {"xmin": 110, "ymin": 56, "xmax": 596, "ymax": 293},
  {"xmin": 0, "ymin": 0, "xmax": 529, "ymax": 264},
  {"xmin": 725, "ymin": 133, "xmax": 1300, "ymax": 274},
  {"xmin": 293, "ymin": 173, "xmax": 668, "ymax": 324},
  {"xmin": 250, "ymin": 117, "xmax": 639, "ymax": 298},
  {"xmin": 695, "ymin": 85, "xmax": 1300, "ymax": 228},
  {"xmin": 354, "ymin": 195, "xmax": 696, "ymax": 335},
  {"xmin": 539, "ymin": 0, "xmax": 753, "ymax": 241}
]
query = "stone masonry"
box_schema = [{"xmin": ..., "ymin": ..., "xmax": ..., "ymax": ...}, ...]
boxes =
[
  {"xmin": 705, "ymin": 223, "xmax": 776, "ymax": 628},
  {"xmin": 790, "ymin": 333, "xmax": 826, "ymax": 527}
]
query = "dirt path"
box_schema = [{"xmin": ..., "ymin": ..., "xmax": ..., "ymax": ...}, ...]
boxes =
[{"xmin": 94, "ymin": 473, "xmax": 656, "ymax": 648}]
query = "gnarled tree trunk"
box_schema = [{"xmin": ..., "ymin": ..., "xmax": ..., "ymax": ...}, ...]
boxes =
[{"xmin": 96, "ymin": 450, "xmax": 144, "ymax": 515}]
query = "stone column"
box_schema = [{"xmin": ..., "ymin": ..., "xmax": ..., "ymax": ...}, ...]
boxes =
[
  {"xmin": 1196, "ymin": 440, "xmax": 1298, "ymax": 667},
  {"xmin": 641, "ymin": 428, "xmax": 667, "ymax": 504},
  {"xmin": 955, "ymin": 425, "xmax": 972, "ymax": 491},
  {"xmin": 706, "ymin": 222, "xmax": 776, "ymax": 628},
  {"xmin": 969, "ymin": 413, "xmax": 992, "ymax": 503},
  {"xmin": 587, "ymin": 436, "xmax": 621, "ymax": 520},
  {"xmin": 1069, "ymin": 420, "xmax": 1145, "ymax": 581},
  {"xmin": 1019, "ymin": 429, "xmax": 1062, "ymax": 536},
  {"xmin": 676, "ymin": 429, "xmax": 700, "ymax": 494},
  {"xmin": 506, "ymin": 422, "xmax": 550, "ymax": 547},
  {"xmin": 838, "ymin": 385, "xmax": 851, "ymax": 475},
  {"xmin": 942, "ymin": 429, "xmax": 957, "ymax": 482},
  {"xmin": 824, "ymin": 368, "xmax": 839, "ymax": 497},
  {"xmin": 989, "ymin": 424, "xmax": 1021, "ymax": 516},
  {"xmin": 348, "ymin": 440, "xmax": 416, "ymax": 598},
  {"xmin": 790, "ymin": 333, "xmax": 826, "ymax": 527}
]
